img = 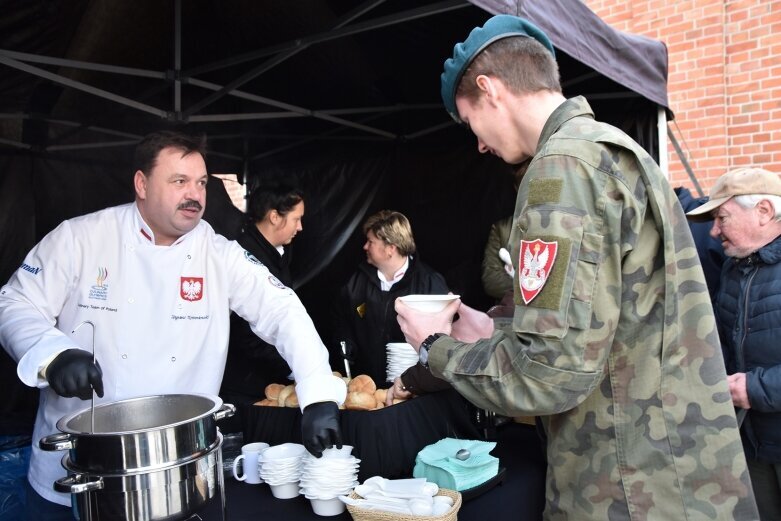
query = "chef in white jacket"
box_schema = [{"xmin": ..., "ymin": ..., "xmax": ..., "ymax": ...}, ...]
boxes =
[{"xmin": 0, "ymin": 130, "xmax": 346, "ymax": 514}]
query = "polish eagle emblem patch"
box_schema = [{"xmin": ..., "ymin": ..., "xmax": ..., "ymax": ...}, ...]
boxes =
[
  {"xmin": 518, "ymin": 239, "xmax": 557, "ymax": 304},
  {"xmin": 181, "ymin": 277, "xmax": 204, "ymax": 301}
]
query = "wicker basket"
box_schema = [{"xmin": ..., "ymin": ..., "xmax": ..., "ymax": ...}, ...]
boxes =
[{"xmin": 346, "ymin": 488, "xmax": 462, "ymax": 521}]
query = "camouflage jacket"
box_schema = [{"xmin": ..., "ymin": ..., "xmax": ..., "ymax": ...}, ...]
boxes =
[
  {"xmin": 482, "ymin": 215, "xmax": 514, "ymax": 300},
  {"xmin": 429, "ymin": 97, "xmax": 758, "ymax": 520}
]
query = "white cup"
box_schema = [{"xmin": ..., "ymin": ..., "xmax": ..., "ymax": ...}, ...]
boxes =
[
  {"xmin": 310, "ymin": 497, "xmax": 346, "ymax": 516},
  {"xmin": 232, "ymin": 442, "xmax": 269, "ymax": 484},
  {"xmin": 269, "ymin": 481, "xmax": 300, "ymax": 499}
]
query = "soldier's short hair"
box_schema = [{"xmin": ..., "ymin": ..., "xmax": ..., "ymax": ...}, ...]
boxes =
[{"xmin": 457, "ymin": 37, "xmax": 561, "ymax": 106}]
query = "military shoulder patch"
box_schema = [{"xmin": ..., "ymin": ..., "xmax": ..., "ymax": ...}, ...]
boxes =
[{"xmin": 519, "ymin": 239, "xmax": 558, "ymax": 304}]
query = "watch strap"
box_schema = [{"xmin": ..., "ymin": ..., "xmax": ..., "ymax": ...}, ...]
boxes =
[{"xmin": 419, "ymin": 333, "xmax": 444, "ymax": 369}]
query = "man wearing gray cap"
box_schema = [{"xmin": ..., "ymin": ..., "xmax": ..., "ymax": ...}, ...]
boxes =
[
  {"xmin": 688, "ymin": 167, "xmax": 781, "ymax": 520},
  {"xmin": 395, "ymin": 14, "xmax": 758, "ymax": 520}
]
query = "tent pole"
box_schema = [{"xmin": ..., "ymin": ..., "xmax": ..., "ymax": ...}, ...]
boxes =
[
  {"xmin": 667, "ymin": 125, "xmax": 705, "ymax": 198},
  {"xmin": 657, "ymin": 107, "xmax": 668, "ymax": 178},
  {"xmin": 174, "ymin": 0, "xmax": 182, "ymax": 115},
  {"xmin": 0, "ymin": 55, "xmax": 166, "ymax": 118}
]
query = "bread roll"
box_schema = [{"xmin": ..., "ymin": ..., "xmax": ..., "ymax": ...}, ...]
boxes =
[
  {"xmin": 374, "ymin": 388, "xmax": 388, "ymax": 404},
  {"xmin": 392, "ymin": 397, "xmax": 407, "ymax": 405},
  {"xmin": 265, "ymin": 383, "xmax": 285, "ymax": 401},
  {"xmin": 277, "ymin": 384, "xmax": 296, "ymax": 407},
  {"xmin": 374, "ymin": 401, "xmax": 385, "ymax": 410},
  {"xmin": 253, "ymin": 398, "xmax": 278, "ymax": 407},
  {"xmin": 284, "ymin": 392, "xmax": 299, "ymax": 408},
  {"xmin": 348, "ymin": 374, "xmax": 376, "ymax": 394},
  {"xmin": 344, "ymin": 391, "xmax": 377, "ymax": 411}
]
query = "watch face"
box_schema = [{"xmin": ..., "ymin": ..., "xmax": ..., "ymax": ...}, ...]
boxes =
[{"xmin": 419, "ymin": 346, "xmax": 429, "ymax": 365}]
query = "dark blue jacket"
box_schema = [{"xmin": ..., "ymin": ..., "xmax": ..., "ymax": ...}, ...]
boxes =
[
  {"xmin": 335, "ymin": 256, "xmax": 448, "ymax": 385},
  {"xmin": 715, "ymin": 234, "xmax": 781, "ymax": 463},
  {"xmin": 675, "ymin": 187, "xmax": 726, "ymax": 300}
]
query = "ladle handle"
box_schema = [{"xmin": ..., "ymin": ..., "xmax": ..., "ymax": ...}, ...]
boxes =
[{"xmin": 71, "ymin": 320, "xmax": 97, "ymax": 433}]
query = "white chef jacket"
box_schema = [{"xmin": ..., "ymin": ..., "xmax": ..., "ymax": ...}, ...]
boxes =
[{"xmin": 0, "ymin": 203, "xmax": 346, "ymax": 505}]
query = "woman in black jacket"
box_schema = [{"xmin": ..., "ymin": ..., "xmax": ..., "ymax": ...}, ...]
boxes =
[
  {"xmin": 220, "ymin": 183, "xmax": 305, "ymax": 416},
  {"xmin": 334, "ymin": 210, "xmax": 449, "ymax": 386}
]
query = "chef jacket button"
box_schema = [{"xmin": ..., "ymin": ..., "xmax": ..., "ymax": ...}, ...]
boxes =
[
  {"xmin": 129, "ymin": 246, "xmax": 135, "ymax": 252},
  {"xmin": 122, "ymin": 354, "xmax": 127, "ymax": 359},
  {"xmin": 128, "ymin": 298, "xmax": 134, "ymax": 303},
  {"xmin": 187, "ymin": 254, "xmax": 192, "ymax": 260},
  {"xmin": 171, "ymin": 357, "xmax": 176, "ymax": 362}
]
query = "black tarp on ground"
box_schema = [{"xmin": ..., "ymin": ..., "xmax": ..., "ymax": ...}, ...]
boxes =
[{"xmin": 0, "ymin": 0, "xmax": 669, "ymax": 434}]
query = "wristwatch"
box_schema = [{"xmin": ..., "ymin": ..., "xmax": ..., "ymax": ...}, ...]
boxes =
[{"xmin": 419, "ymin": 333, "xmax": 443, "ymax": 369}]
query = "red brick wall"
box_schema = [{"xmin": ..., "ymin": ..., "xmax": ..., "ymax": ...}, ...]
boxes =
[
  {"xmin": 583, "ymin": 0, "xmax": 781, "ymax": 193},
  {"xmin": 212, "ymin": 174, "xmax": 246, "ymax": 213}
]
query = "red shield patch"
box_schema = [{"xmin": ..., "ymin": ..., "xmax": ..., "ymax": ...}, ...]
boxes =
[
  {"xmin": 180, "ymin": 277, "xmax": 204, "ymax": 301},
  {"xmin": 518, "ymin": 240, "xmax": 558, "ymax": 304}
]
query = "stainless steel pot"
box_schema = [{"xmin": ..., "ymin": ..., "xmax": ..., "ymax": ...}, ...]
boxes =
[
  {"xmin": 55, "ymin": 433, "xmax": 225, "ymax": 521},
  {"xmin": 40, "ymin": 394, "xmax": 235, "ymax": 474}
]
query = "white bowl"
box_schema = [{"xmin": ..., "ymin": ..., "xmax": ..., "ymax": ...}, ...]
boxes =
[
  {"xmin": 398, "ymin": 294, "xmax": 460, "ymax": 313},
  {"xmin": 263, "ymin": 443, "xmax": 306, "ymax": 461},
  {"xmin": 386, "ymin": 342, "xmax": 415, "ymax": 350},
  {"xmin": 321, "ymin": 445, "xmax": 354, "ymax": 459},
  {"xmin": 270, "ymin": 481, "xmax": 300, "ymax": 499},
  {"xmin": 310, "ymin": 497, "xmax": 346, "ymax": 516},
  {"xmin": 261, "ymin": 444, "xmax": 306, "ymax": 474}
]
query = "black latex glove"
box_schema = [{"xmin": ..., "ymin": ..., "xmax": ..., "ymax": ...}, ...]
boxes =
[
  {"xmin": 301, "ymin": 401, "xmax": 342, "ymax": 458},
  {"xmin": 45, "ymin": 349, "xmax": 104, "ymax": 400}
]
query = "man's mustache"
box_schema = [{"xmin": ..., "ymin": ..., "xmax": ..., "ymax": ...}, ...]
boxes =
[{"xmin": 178, "ymin": 200, "xmax": 203, "ymax": 211}]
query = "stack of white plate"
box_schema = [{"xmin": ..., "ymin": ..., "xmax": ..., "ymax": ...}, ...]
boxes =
[
  {"xmin": 386, "ymin": 342, "xmax": 419, "ymax": 383},
  {"xmin": 299, "ymin": 445, "xmax": 360, "ymax": 516},
  {"xmin": 259, "ymin": 442, "xmax": 307, "ymax": 499}
]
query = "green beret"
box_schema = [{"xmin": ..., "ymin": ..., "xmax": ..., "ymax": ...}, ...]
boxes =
[{"xmin": 440, "ymin": 15, "xmax": 555, "ymax": 123}]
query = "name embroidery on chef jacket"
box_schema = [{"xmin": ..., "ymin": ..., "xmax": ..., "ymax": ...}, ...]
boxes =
[
  {"xmin": 20, "ymin": 262, "xmax": 42, "ymax": 275},
  {"xmin": 180, "ymin": 277, "xmax": 204, "ymax": 301},
  {"xmin": 518, "ymin": 239, "xmax": 557, "ymax": 304}
]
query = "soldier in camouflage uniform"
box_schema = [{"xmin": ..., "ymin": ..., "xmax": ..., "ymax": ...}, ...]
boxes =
[{"xmin": 395, "ymin": 15, "xmax": 758, "ymax": 520}]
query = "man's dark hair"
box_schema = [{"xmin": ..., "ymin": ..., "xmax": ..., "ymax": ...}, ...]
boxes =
[
  {"xmin": 246, "ymin": 182, "xmax": 304, "ymax": 223},
  {"xmin": 133, "ymin": 130, "xmax": 207, "ymax": 175}
]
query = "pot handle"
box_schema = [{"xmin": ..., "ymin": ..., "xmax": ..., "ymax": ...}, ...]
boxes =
[
  {"xmin": 39, "ymin": 433, "xmax": 75, "ymax": 451},
  {"xmin": 54, "ymin": 474, "xmax": 104, "ymax": 494},
  {"xmin": 214, "ymin": 403, "xmax": 236, "ymax": 421}
]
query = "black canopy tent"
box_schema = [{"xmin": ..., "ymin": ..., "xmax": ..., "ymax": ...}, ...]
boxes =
[{"xmin": 0, "ymin": 0, "xmax": 669, "ymax": 432}]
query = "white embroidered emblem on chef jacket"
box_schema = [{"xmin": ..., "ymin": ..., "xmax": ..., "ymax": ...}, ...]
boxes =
[
  {"xmin": 518, "ymin": 239, "xmax": 557, "ymax": 304},
  {"xmin": 268, "ymin": 275, "xmax": 287, "ymax": 290},
  {"xmin": 180, "ymin": 277, "xmax": 204, "ymax": 301},
  {"xmin": 244, "ymin": 250, "xmax": 263, "ymax": 266}
]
